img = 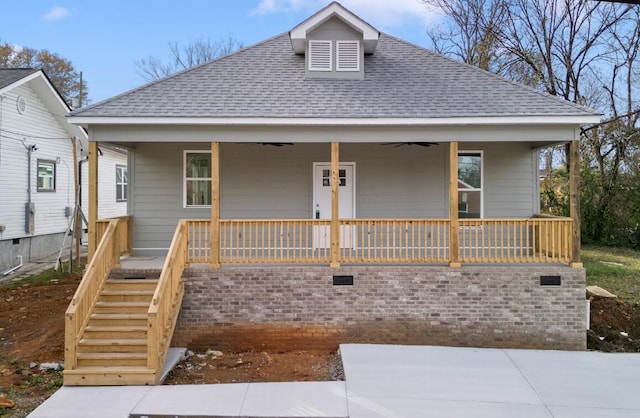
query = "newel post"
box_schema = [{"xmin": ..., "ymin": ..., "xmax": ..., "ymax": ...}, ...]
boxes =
[
  {"xmin": 210, "ymin": 141, "xmax": 221, "ymax": 268},
  {"xmin": 330, "ymin": 142, "xmax": 340, "ymax": 268},
  {"xmin": 569, "ymin": 139, "xmax": 582, "ymax": 268},
  {"xmin": 449, "ymin": 141, "xmax": 461, "ymax": 267}
]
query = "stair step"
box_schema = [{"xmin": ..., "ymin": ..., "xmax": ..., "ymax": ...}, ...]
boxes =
[
  {"xmin": 78, "ymin": 338, "xmax": 147, "ymax": 353},
  {"xmin": 77, "ymin": 352, "xmax": 147, "ymax": 367},
  {"xmin": 88, "ymin": 313, "xmax": 147, "ymax": 327},
  {"xmin": 94, "ymin": 301, "xmax": 150, "ymax": 313},
  {"xmin": 83, "ymin": 325, "xmax": 147, "ymax": 339},
  {"xmin": 64, "ymin": 366, "xmax": 157, "ymax": 386},
  {"xmin": 103, "ymin": 279, "xmax": 158, "ymax": 290}
]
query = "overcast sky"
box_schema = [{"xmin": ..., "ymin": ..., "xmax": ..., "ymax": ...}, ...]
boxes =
[{"xmin": 2, "ymin": 1, "xmax": 438, "ymax": 103}]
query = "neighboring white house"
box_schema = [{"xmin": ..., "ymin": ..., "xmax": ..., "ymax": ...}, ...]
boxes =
[{"xmin": 0, "ymin": 69, "xmax": 126, "ymax": 273}]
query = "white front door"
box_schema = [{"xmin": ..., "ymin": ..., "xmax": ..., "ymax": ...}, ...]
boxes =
[{"xmin": 313, "ymin": 163, "xmax": 355, "ymax": 249}]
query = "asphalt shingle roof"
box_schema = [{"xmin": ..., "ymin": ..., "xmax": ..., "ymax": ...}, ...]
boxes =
[
  {"xmin": 71, "ymin": 33, "xmax": 597, "ymax": 119},
  {"xmin": 0, "ymin": 68, "xmax": 38, "ymax": 89}
]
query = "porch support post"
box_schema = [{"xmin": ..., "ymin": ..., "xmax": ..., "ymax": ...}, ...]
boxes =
[
  {"xmin": 569, "ymin": 139, "xmax": 582, "ymax": 268},
  {"xmin": 330, "ymin": 142, "xmax": 340, "ymax": 268},
  {"xmin": 210, "ymin": 141, "xmax": 221, "ymax": 268},
  {"xmin": 449, "ymin": 141, "xmax": 461, "ymax": 268},
  {"xmin": 88, "ymin": 141, "xmax": 98, "ymax": 262}
]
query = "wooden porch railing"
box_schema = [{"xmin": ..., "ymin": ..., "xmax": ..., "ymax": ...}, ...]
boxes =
[
  {"xmin": 96, "ymin": 215, "xmax": 132, "ymax": 256},
  {"xmin": 338, "ymin": 219, "xmax": 450, "ymax": 263},
  {"xmin": 459, "ymin": 218, "xmax": 572, "ymax": 263},
  {"xmin": 65, "ymin": 218, "xmax": 122, "ymax": 370},
  {"xmin": 185, "ymin": 217, "xmax": 572, "ymax": 265},
  {"xmin": 147, "ymin": 220, "xmax": 187, "ymax": 375}
]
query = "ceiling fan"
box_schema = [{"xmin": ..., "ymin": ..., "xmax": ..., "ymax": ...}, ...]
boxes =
[
  {"xmin": 236, "ymin": 142, "xmax": 294, "ymax": 147},
  {"xmin": 381, "ymin": 142, "xmax": 439, "ymax": 147}
]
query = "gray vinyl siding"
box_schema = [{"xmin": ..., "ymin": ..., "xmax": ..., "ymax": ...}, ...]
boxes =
[
  {"xmin": 130, "ymin": 142, "xmax": 537, "ymax": 253},
  {"xmin": 474, "ymin": 142, "xmax": 537, "ymax": 218}
]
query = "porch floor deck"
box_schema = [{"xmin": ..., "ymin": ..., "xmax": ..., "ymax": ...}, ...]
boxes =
[{"xmin": 116, "ymin": 255, "xmax": 570, "ymax": 271}]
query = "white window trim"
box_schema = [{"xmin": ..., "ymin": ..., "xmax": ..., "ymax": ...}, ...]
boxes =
[
  {"xmin": 457, "ymin": 150, "xmax": 484, "ymax": 219},
  {"xmin": 183, "ymin": 150, "xmax": 212, "ymax": 208},
  {"xmin": 308, "ymin": 40, "xmax": 333, "ymax": 72},
  {"xmin": 37, "ymin": 159, "xmax": 56, "ymax": 192},
  {"xmin": 116, "ymin": 165, "xmax": 128, "ymax": 202},
  {"xmin": 336, "ymin": 40, "xmax": 360, "ymax": 71}
]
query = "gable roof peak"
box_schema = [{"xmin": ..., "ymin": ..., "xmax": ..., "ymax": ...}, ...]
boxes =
[{"xmin": 289, "ymin": 1, "xmax": 379, "ymax": 54}]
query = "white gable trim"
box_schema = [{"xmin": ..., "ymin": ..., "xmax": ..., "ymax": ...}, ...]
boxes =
[
  {"xmin": 2, "ymin": 70, "xmax": 87, "ymax": 141},
  {"xmin": 290, "ymin": 1, "xmax": 379, "ymax": 54}
]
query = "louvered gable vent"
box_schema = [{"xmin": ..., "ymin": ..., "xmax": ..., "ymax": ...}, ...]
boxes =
[
  {"xmin": 309, "ymin": 40, "xmax": 332, "ymax": 71},
  {"xmin": 337, "ymin": 41, "xmax": 360, "ymax": 71}
]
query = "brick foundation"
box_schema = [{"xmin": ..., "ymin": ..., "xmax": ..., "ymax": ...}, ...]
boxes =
[{"xmin": 172, "ymin": 265, "xmax": 586, "ymax": 351}]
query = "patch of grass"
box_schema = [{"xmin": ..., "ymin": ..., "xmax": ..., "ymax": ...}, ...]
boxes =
[
  {"xmin": 583, "ymin": 245, "xmax": 640, "ymax": 302},
  {"xmin": 0, "ymin": 260, "xmax": 84, "ymax": 289}
]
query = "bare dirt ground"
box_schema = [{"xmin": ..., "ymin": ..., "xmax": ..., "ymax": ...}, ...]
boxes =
[
  {"xmin": 1, "ymin": 275, "xmax": 638, "ymax": 417},
  {"xmin": 0, "ymin": 274, "xmax": 340, "ymax": 418}
]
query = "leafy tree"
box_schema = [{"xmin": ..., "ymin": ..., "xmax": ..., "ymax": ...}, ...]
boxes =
[
  {"xmin": 424, "ymin": 0, "xmax": 640, "ymax": 248},
  {"xmin": 0, "ymin": 42, "xmax": 87, "ymax": 106},
  {"xmin": 135, "ymin": 36, "xmax": 243, "ymax": 81}
]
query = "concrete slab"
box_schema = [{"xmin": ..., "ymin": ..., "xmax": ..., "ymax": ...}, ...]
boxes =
[
  {"xmin": 347, "ymin": 397, "xmax": 552, "ymax": 418},
  {"xmin": 240, "ymin": 382, "xmax": 348, "ymax": 417},
  {"xmin": 340, "ymin": 344, "xmax": 541, "ymax": 405},
  {"xmin": 505, "ymin": 349, "xmax": 640, "ymax": 410},
  {"xmin": 27, "ymin": 386, "xmax": 152, "ymax": 418},
  {"xmin": 130, "ymin": 383, "xmax": 248, "ymax": 417}
]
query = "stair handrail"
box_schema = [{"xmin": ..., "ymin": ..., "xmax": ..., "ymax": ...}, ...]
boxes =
[
  {"xmin": 64, "ymin": 218, "xmax": 121, "ymax": 371},
  {"xmin": 147, "ymin": 219, "xmax": 188, "ymax": 376}
]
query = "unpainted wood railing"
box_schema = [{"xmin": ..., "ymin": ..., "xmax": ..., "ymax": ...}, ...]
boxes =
[
  {"xmin": 96, "ymin": 215, "xmax": 132, "ymax": 256},
  {"xmin": 147, "ymin": 219, "xmax": 187, "ymax": 375},
  {"xmin": 187, "ymin": 217, "xmax": 572, "ymax": 265},
  {"xmin": 338, "ymin": 219, "xmax": 450, "ymax": 263},
  {"xmin": 459, "ymin": 217, "xmax": 572, "ymax": 263},
  {"xmin": 219, "ymin": 219, "xmax": 332, "ymax": 263},
  {"xmin": 65, "ymin": 218, "xmax": 122, "ymax": 370}
]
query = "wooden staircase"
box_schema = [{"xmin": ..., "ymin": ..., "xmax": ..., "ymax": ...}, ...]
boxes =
[
  {"xmin": 64, "ymin": 218, "xmax": 188, "ymax": 386},
  {"xmin": 65, "ymin": 279, "xmax": 165, "ymax": 385}
]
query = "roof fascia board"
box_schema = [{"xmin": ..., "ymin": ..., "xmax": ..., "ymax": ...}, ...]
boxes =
[
  {"xmin": 290, "ymin": 2, "xmax": 379, "ymax": 54},
  {"xmin": 68, "ymin": 115, "xmax": 601, "ymax": 127}
]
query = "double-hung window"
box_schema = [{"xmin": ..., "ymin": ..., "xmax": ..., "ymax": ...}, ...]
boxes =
[
  {"xmin": 184, "ymin": 151, "xmax": 212, "ymax": 207},
  {"xmin": 37, "ymin": 159, "xmax": 56, "ymax": 192},
  {"xmin": 458, "ymin": 152, "xmax": 483, "ymax": 218},
  {"xmin": 116, "ymin": 165, "xmax": 128, "ymax": 201}
]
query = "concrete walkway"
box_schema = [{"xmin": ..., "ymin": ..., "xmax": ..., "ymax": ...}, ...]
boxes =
[{"xmin": 27, "ymin": 344, "xmax": 640, "ymax": 418}]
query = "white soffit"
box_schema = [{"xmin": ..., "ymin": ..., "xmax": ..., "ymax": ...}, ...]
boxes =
[{"xmin": 289, "ymin": 1, "xmax": 379, "ymax": 54}]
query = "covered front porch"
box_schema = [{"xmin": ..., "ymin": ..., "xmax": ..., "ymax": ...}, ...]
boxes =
[{"xmin": 87, "ymin": 140, "xmax": 582, "ymax": 268}]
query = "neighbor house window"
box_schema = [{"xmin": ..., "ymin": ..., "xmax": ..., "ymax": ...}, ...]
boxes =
[
  {"xmin": 116, "ymin": 165, "xmax": 128, "ymax": 201},
  {"xmin": 37, "ymin": 159, "xmax": 56, "ymax": 192},
  {"xmin": 458, "ymin": 151, "xmax": 483, "ymax": 218},
  {"xmin": 184, "ymin": 151, "xmax": 211, "ymax": 207}
]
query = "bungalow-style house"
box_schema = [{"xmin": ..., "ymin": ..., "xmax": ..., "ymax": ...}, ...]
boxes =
[
  {"xmin": 0, "ymin": 69, "xmax": 87, "ymax": 273},
  {"xmin": 64, "ymin": 2, "xmax": 600, "ymax": 385}
]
